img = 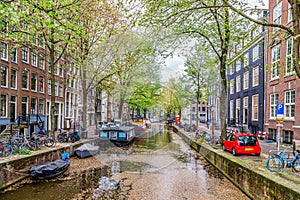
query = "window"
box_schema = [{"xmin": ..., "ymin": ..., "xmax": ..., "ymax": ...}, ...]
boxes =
[
  {"xmin": 286, "ymin": 37, "xmax": 294, "ymax": 74},
  {"xmin": 0, "ymin": 20, "xmax": 7, "ymax": 33},
  {"xmin": 31, "ymin": 72, "xmax": 37, "ymax": 91},
  {"xmin": 236, "ymin": 76, "xmax": 241, "ymax": 92},
  {"xmin": 31, "ymin": 50, "xmax": 37, "ymax": 67},
  {"xmin": 243, "ymin": 97, "xmax": 248, "ymax": 124},
  {"xmin": 252, "ymin": 94, "xmax": 259, "ymax": 120},
  {"xmin": 285, "ymin": 90, "xmax": 295, "ymax": 119},
  {"xmin": 59, "ymin": 82, "xmax": 63, "ymax": 97},
  {"xmin": 230, "ymin": 80, "xmax": 234, "ymax": 94},
  {"xmin": 10, "ymin": 47, "xmax": 17, "ymax": 63},
  {"xmin": 39, "ymin": 53, "xmax": 45, "ymax": 70},
  {"xmin": 22, "ymin": 69, "xmax": 28, "ymax": 89},
  {"xmin": 39, "ymin": 99, "xmax": 44, "ymax": 114},
  {"xmin": 0, "ymin": 66, "xmax": 8, "ymax": 87},
  {"xmin": 252, "ymin": 66, "xmax": 259, "ymax": 86},
  {"xmin": 253, "ymin": 45, "xmax": 260, "ymax": 61},
  {"xmin": 48, "ymin": 79, "xmax": 51, "ymax": 95},
  {"xmin": 270, "ymin": 93, "xmax": 279, "ymax": 118},
  {"xmin": 1, "ymin": 42, "xmax": 8, "ymax": 60},
  {"xmin": 236, "ymin": 98, "xmax": 240, "ymax": 123},
  {"xmin": 110, "ymin": 131, "xmax": 117, "ymax": 139},
  {"xmin": 273, "ymin": 2, "xmax": 282, "ymax": 32},
  {"xmin": 236, "ymin": 59, "xmax": 241, "ymax": 71},
  {"xmin": 0, "ymin": 94, "xmax": 7, "ymax": 117},
  {"xmin": 11, "ymin": 69, "xmax": 17, "ymax": 89},
  {"xmin": 229, "ymin": 63, "xmax": 234, "ymax": 74},
  {"xmin": 39, "ymin": 75, "xmax": 44, "ymax": 93},
  {"xmin": 230, "ymin": 100, "xmax": 234, "ymax": 119},
  {"xmin": 271, "ymin": 45, "xmax": 280, "ymax": 79},
  {"xmin": 55, "ymin": 81, "xmax": 58, "ymax": 96},
  {"xmin": 288, "ymin": 3, "xmax": 292, "ymax": 23},
  {"xmin": 244, "ymin": 71, "xmax": 249, "ymax": 89},
  {"xmin": 31, "ymin": 98, "xmax": 36, "ymax": 114},
  {"xmin": 283, "ymin": 130, "xmax": 293, "ymax": 144},
  {"xmin": 39, "ymin": 36, "xmax": 45, "ymax": 48},
  {"xmin": 21, "ymin": 46, "xmax": 29, "ymax": 63},
  {"xmin": 243, "ymin": 53, "xmax": 249, "ymax": 67}
]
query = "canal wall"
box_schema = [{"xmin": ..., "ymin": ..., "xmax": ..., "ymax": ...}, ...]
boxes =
[
  {"xmin": 0, "ymin": 138, "xmax": 98, "ymax": 190},
  {"xmin": 174, "ymin": 127, "xmax": 300, "ymax": 200}
]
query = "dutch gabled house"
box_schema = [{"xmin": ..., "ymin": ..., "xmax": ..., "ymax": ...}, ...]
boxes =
[
  {"xmin": 264, "ymin": 0, "xmax": 300, "ymax": 144},
  {"xmin": 227, "ymin": 18, "xmax": 266, "ymax": 134}
]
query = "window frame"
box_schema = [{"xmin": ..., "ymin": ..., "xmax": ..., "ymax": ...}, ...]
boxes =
[
  {"xmin": 252, "ymin": 94, "xmax": 259, "ymax": 121},
  {"xmin": 284, "ymin": 90, "xmax": 295, "ymax": 119},
  {"xmin": 270, "ymin": 93, "xmax": 279, "ymax": 119}
]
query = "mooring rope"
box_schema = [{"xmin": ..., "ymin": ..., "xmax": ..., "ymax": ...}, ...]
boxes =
[{"xmin": 3, "ymin": 167, "xmax": 30, "ymax": 177}]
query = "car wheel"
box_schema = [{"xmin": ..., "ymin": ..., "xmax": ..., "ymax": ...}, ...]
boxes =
[
  {"xmin": 255, "ymin": 153, "xmax": 261, "ymax": 156},
  {"xmin": 232, "ymin": 148, "xmax": 237, "ymax": 156}
]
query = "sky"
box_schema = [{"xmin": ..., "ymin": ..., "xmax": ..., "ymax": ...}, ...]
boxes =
[{"xmin": 160, "ymin": 0, "xmax": 268, "ymax": 83}]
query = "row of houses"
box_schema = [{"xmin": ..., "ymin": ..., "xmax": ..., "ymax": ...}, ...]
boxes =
[{"xmin": 206, "ymin": 0, "xmax": 299, "ymax": 144}]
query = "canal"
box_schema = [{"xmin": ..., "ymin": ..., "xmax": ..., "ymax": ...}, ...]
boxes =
[{"xmin": 0, "ymin": 123, "xmax": 250, "ymax": 200}]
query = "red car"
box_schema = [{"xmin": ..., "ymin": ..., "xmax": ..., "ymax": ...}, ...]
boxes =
[{"xmin": 222, "ymin": 133, "xmax": 261, "ymax": 156}]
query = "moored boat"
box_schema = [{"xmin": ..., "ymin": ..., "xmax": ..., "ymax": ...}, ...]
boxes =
[
  {"xmin": 29, "ymin": 159, "xmax": 70, "ymax": 180},
  {"xmin": 99, "ymin": 126, "xmax": 135, "ymax": 146},
  {"xmin": 74, "ymin": 143, "xmax": 99, "ymax": 158}
]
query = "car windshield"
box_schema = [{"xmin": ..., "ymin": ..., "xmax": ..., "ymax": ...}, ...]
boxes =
[{"xmin": 238, "ymin": 136, "xmax": 257, "ymax": 146}]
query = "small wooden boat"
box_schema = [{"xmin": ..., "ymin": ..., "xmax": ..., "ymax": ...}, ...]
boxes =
[
  {"xmin": 29, "ymin": 159, "xmax": 70, "ymax": 180},
  {"xmin": 74, "ymin": 143, "xmax": 99, "ymax": 158},
  {"xmin": 99, "ymin": 126, "xmax": 135, "ymax": 146}
]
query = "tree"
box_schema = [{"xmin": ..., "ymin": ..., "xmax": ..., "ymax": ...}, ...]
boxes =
[
  {"xmin": 141, "ymin": 0, "xmax": 250, "ymax": 139},
  {"xmin": 2, "ymin": 0, "xmax": 84, "ymax": 135}
]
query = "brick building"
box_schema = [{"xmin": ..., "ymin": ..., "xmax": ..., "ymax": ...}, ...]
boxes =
[{"xmin": 264, "ymin": 0, "xmax": 300, "ymax": 144}]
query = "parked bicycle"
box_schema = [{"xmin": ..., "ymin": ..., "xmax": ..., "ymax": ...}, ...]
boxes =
[
  {"xmin": 0, "ymin": 140, "xmax": 14, "ymax": 157},
  {"xmin": 31, "ymin": 133, "xmax": 56, "ymax": 148},
  {"xmin": 266, "ymin": 149, "xmax": 300, "ymax": 172},
  {"xmin": 57, "ymin": 131, "xmax": 80, "ymax": 143}
]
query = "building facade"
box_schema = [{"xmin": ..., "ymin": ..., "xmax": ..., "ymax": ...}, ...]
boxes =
[
  {"xmin": 227, "ymin": 21, "xmax": 266, "ymax": 134},
  {"xmin": 264, "ymin": 0, "xmax": 300, "ymax": 144}
]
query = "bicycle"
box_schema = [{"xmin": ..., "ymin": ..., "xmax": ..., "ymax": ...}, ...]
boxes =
[
  {"xmin": 0, "ymin": 140, "xmax": 14, "ymax": 157},
  {"xmin": 266, "ymin": 149, "xmax": 300, "ymax": 172}
]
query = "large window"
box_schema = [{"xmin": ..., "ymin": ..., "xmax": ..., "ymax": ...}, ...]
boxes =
[
  {"xmin": 22, "ymin": 69, "xmax": 28, "ymax": 89},
  {"xmin": 273, "ymin": 2, "xmax": 282, "ymax": 32},
  {"xmin": 286, "ymin": 37, "xmax": 294, "ymax": 74},
  {"xmin": 1, "ymin": 42, "xmax": 8, "ymax": 60},
  {"xmin": 31, "ymin": 50, "xmax": 37, "ymax": 67},
  {"xmin": 48, "ymin": 79, "xmax": 51, "ymax": 95},
  {"xmin": 288, "ymin": 3, "xmax": 292, "ymax": 23},
  {"xmin": 271, "ymin": 45, "xmax": 280, "ymax": 79},
  {"xmin": 31, "ymin": 98, "xmax": 36, "ymax": 114},
  {"xmin": 285, "ymin": 90, "xmax": 295, "ymax": 119},
  {"xmin": 10, "ymin": 47, "xmax": 17, "ymax": 63},
  {"xmin": 31, "ymin": 72, "xmax": 37, "ymax": 91},
  {"xmin": 230, "ymin": 100, "xmax": 234, "ymax": 120},
  {"xmin": 39, "ymin": 99, "xmax": 44, "ymax": 114},
  {"xmin": 244, "ymin": 71, "xmax": 249, "ymax": 89},
  {"xmin": 236, "ymin": 98, "xmax": 240, "ymax": 124},
  {"xmin": 270, "ymin": 93, "xmax": 279, "ymax": 118},
  {"xmin": 0, "ymin": 94, "xmax": 7, "ymax": 117},
  {"xmin": 243, "ymin": 97, "xmax": 248, "ymax": 123},
  {"xmin": 243, "ymin": 53, "xmax": 249, "ymax": 67},
  {"xmin": 0, "ymin": 66, "xmax": 8, "ymax": 87},
  {"xmin": 236, "ymin": 76, "xmax": 241, "ymax": 92},
  {"xmin": 253, "ymin": 45, "xmax": 260, "ymax": 61},
  {"xmin": 39, "ymin": 53, "xmax": 45, "ymax": 70},
  {"xmin": 252, "ymin": 94, "xmax": 259, "ymax": 120},
  {"xmin": 236, "ymin": 58, "xmax": 241, "ymax": 72},
  {"xmin": 10, "ymin": 69, "xmax": 17, "ymax": 89},
  {"xmin": 252, "ymin": 66, "xmax": 259, "ymax": 86},
  {"xmin": 39, "ymin": 75, "xmax": 44, "ymax": 93},
  {"xmin": 59, "ymin": 82, "xmax": 63, "ymax": 97},
  {"xmin": 230, "ymin": 80, "xmax": 234, "ymax": 94},
  {"xmin": 21, "ymin": 46, "xmax": 29, "ymax": 63}
]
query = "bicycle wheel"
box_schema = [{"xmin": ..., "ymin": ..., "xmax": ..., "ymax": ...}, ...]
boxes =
[
  {"xmin": 292, "ymin": 157, "xmax": 300, "ymax": 172},
  {"xmin": 45, "ymin": 138, "xmax": 55, "ymax": 147},
  {"xmin": 266, "ymin": 155, "xmax": 284, "ymax": 172}
]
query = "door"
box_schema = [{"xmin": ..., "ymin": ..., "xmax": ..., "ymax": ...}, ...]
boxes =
[{"xmin": 10, "ymin": 96, "xmax": 16, "ymax": 122}]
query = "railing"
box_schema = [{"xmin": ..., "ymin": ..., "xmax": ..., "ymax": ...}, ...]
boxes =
[{"xmin": 15, "ymin": 114, "xmax": 44, "ymax": 129}]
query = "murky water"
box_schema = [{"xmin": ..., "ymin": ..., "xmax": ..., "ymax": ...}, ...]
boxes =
[{"xmin": 0, "ymin": 123, "xmax": 250, "ymax": 200}]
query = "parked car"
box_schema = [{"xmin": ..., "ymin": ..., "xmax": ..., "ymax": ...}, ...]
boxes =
[{"xmin": 222, "ymin": 133, "xmax": 261, "ymax": 156}]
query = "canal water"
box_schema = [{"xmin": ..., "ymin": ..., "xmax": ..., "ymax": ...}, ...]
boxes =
[{"xmin": 0, "ymin": 123, "xmax": 250, "ymax": 200}]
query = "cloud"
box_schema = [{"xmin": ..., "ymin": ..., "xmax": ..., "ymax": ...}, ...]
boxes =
[{"xmin": 160, "ymin": 56, "xmax": 185, "ymax": 82}]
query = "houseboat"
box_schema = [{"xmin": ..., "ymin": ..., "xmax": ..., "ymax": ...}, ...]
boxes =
[{"xmin": 99, "ymin": 126, "xmax": 135, "ymax": 146}]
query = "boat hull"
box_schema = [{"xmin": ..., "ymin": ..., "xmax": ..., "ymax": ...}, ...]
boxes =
[{"xmin": 29, "ymin": 160, "xmax": 70, "ymax": 180}]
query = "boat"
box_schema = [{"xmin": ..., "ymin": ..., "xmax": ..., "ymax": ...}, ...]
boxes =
[
  {"xmin": 29, "ymin": 159, "xmax": 70, "ymax": 180},
  {"xmin": 130, "ymin": 124, "xmax": 146, "ymax": 137},
  {"xmin": 74, "ymin": 143, "xmax": 99, "ymax": 158},
  {"xmin": 99, "ymin": 126, "xmax": 135, "ymax": 146}
]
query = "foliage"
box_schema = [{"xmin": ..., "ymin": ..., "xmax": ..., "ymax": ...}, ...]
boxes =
[{"xmin": 17, "ymin": 149, "xmax": 31, "ymax": 155}]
